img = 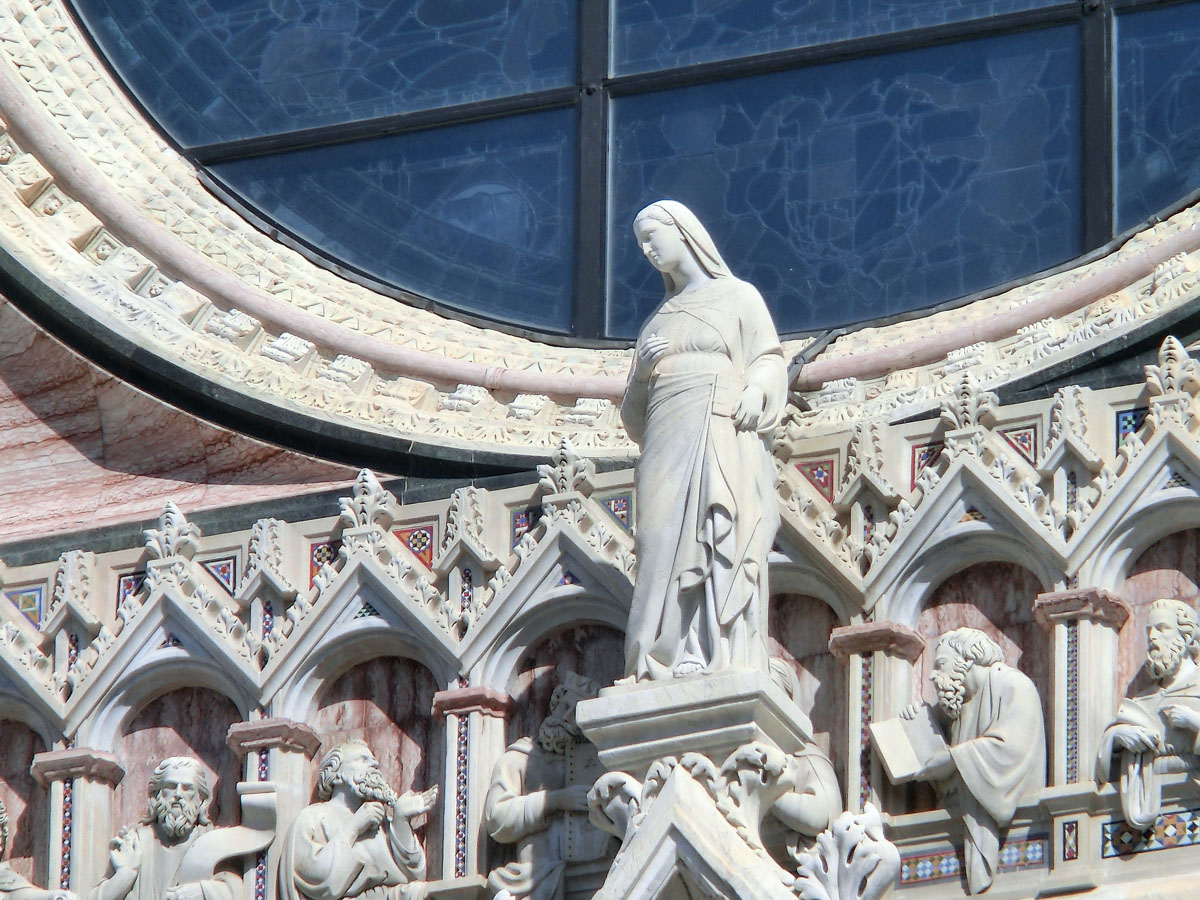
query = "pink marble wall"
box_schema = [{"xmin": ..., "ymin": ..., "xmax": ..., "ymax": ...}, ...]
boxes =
[
  {"xmin": 769, "ymin": 594, "xmax": 846, "ymax": 786},
  {"xmin": 0, "ymin": 298, "xmax": 354, "ymax": 543},
  {"xmin": 0, "ymin": 721, "xmax": 47, "ymax": 883},
  {"xmin": 117, "ymin": 688, "xmax": 243, "ymax": 833},
  {"xmin": 1121, "ymin": 529, "xmax": 1200, "ymax": 698},
  {"xmin": 507, "ymin": 625, "xmax": 625, "ymax": 747},
  {"xmin": 310, "ymin": 657, "xmax": 442, "ymax": 873}
]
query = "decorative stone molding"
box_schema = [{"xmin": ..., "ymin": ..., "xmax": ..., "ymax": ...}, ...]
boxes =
[
  {"xmin": 431, "ymin": 687, "xmax": 513, "ymax": 719},
  {"xmin": 792, "ymin": 805, "xmax": 899, "ymax": 900},
  {"xmin": 1033, "ymin": 588, "xmax": 1131, "ymax": 630},
  {"xmin": 828, "ymin": 622, "xmax": 926, "ymax": 663},
  {"xmin": 30, "ymin": 747, "xmax": 124, "ymax": 787},
  {"xmin": 226, "ymin": 717, "xmax": 321, "ymax": 759}
]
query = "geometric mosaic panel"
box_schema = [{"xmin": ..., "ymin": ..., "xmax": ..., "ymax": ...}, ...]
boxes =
[
  {"xmin": 1115, "ymin": 407, "xmax": 1148, "ymax": 451},
  {"xmin": 1102, "ymin": 808, "xmax": 1200, "ymax": 858},
  {"xmin": 910, "ymin": 441, "xmax": 944, "ymax": 491},
  {"xmin": 899, "ymin": 835, "xmax": 1047, "ymax": 887},
  {"xmin": 309, "ymin": 540, "xmax": 342, "ymax": 587},
  {"xmin": 394, "ymin": 522, "xmax": 436, "ymax": 569},
  {"xmin": 5, "ymin": 584, "xmax": 43, "ymax": 626},
  {"xmin": 200, "ymin": 556, "xmax": 237, "ymax": 595},
  {"xmin": 1062, "ymin": 819, "xmax": 1079, "ymax": 861},
  {"xmin": 1000, "ymin": 423, "xmax": 1039, "ymax": 465},
  {"xmin": 599, "ymin": 492, "xmax": 633, "ymax": 532},
  {"xmin": 511, "ymin": 505, "xmax": 542, "ymax": 548},
  {"xmin": 797, "ymin": 458, "xmax": 836, "ymax": 502},
  {"xmin": 116, "ymin": 572, "xmax": 146, "ymax": 605}
]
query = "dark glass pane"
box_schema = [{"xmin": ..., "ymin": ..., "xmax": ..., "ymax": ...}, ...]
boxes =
[
  {"xmin": 1115, "ymin": 2, "xmax": 1200, "ymax": 233},
  {"xmin": 213, "ymin": 110, "xmax": 576, "ymax": 331},
  {"xmin": 608, "ymin": 27, "xmax": 1082, "ymax": 337},
  {"xmin": 70, "ymin": 0, "xmax": 576, "ymax": 146},
  {"xmin": 613, "ymin": 0, "xmax": 1064, "ymax": 76}
]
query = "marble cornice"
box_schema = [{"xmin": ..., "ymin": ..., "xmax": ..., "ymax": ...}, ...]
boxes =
[
  {"xmin": 227, "ymin": 717, "xmax": 322, "ymax": 758},
  {"xmin": 431, "ymin": 686, "xmax": 514, "ymax": 719}
]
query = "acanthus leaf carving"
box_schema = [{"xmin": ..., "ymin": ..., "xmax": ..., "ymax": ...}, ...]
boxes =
[
  {"xmin": 338, "ymin": 469, "xmax": 400, "ymax": 530},
  {"xmin": 939, "ymin": 374, "xmax": 998, "ymax": 432},
  {"xmin": 1145, "ymin": 335, "xmax": 1200, "ymax": 399},
  {"xmin": 790, "ymin": 804, "xmax": 899, "ymax": 900},
  {"xmin": 49, "ymin": 549, "xmax": 96, "ymax": 623},
  {"xmin": 536, "ymin": 437, "xmax": 597, "ymax": 498},
  {"xmin": 143, "ymin": 501, "xmax": 200, "ymax": 563}
]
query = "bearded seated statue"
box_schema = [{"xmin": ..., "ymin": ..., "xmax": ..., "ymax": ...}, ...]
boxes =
[{"xmin": 1097, "ymin": 598, "xmax": 1200, "ymax": 829}]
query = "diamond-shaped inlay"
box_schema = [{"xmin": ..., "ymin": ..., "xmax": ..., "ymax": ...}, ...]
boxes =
[
  {"xmin": 117, "ymin": 572, "xmax": 146, "ymax": 605},
  {"xmin": 201, "ymin": 556, "xmax": 237, "ymax": 595},
  {"xmin": 394, "ymin": 523, "xmax": 436, "ymax": 569},
  {"xmin": 899, "ymin": 835, "xmax": 1047, "ymax": 886},
  {"xmin": 5, "ymin": 585, "xmax": 43, "ymax": 625},
  {"xmin": 797, "ymin": 458, "xmax": 836, "ymax": 502},
  {"xmin": 1115, "ymin": 407, "xmax": 1148, "ymax": 451},
  {"xmin": 1102, "ymin": 809, "xmax": 1200, "ymax": 857},
  {"xmin": 511, "ymin": 506, "xmax": 542, "ymax": 547},
  {"xmin": 600, "ymin": 492, "xmax": 633, "ymax": 532},
  {"xmin": 1000, "ymin": 424, "xmax": 1038, "ymax": 465}
]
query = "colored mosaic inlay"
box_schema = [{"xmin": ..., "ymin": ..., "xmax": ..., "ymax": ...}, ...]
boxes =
[
  {"xmin": 461, "ymin": 568, "xmax": 474, "ymax": 614},
  {"xmin": 454, "ymin": 682, "xmax": 471, "ymax": 878},
  {"xmin": 910, "ymin": 442, "xmax": 944, "ymax": 491},
  {"xmin": 1164, "ymin": 471, "xmax": 1191, "ymax": 489},
  {"xmin": 309, "ymin": 540, "xmax": 343, "ymax": 587},
  {"xmin": 1102, "ymin": 808, "xmax": 1200, "ymax": 857},
  {"xmin": 958, "ymin": 507, "xmax": 986, "ymax": 523},
  {"xmin": 117, "ymin": 572, "xmax": 146, "ymax": 606},
  {"xmin": 394, "ymin": 523, "xmax": 437, "ymax": 570},
  {"xmin": 59, "ymin": 777, "xmax": 73, "ymax": 889},
  {"xmin": 1065, "ymin": 619, "xmax": 1080, "ymax": 782},
  {"xmin": 201, "ymin": 556, "xmax": 237, "ymax": 596},
  {"xmin": 5, "ymin": 584, "xmax": 44, "ymax": 625},
  {"xmin": 558, "ymin": 571, "xmax": 580, "ymax": 586},
  {"xmin": 1062, "ymin": 819, "xmax": 1079, "ymax": 861},
  {"xmin": 354, "ymin": 602, "xmax": 380, "ymax": 619},
  {"xmin": 862, "ymin": 504, "xmax": 876, "ymax": 544},
  {"xmin": 797, "ymin": 459, "xmax": 836, "ymax": 503},
  {"xmin": 600, "ymin": 493, "xmax": 633, "ymax": 532},
  {"xmin": 511, "ymin": 506, "xmax": 542, "ymax": 547},
  {"xmin": 1000, "ymin": 424, "xmax": 1039, "ymax": 465},
  {"xmin": 900, "ymin": 836, "xmax": 1047, "ymax": 886},
  {"xmin": 1115, "ymin": 407, "xmax": 1148, "ymax": 450},
  {"xmin": 859, "ymin": 654, "xmax": 873, "ymax": 810}
]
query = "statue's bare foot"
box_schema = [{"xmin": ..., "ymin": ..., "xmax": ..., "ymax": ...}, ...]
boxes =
[{"xmin": 673, "ymin": 660, "xmax": 704, "ymax": 678}]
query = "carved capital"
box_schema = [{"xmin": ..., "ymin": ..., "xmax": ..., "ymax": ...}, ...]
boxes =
[
  {"xmin": 431, "ymin": 686, "xmax": 513, "ymax": 719},
  {"xmin": 31, "ymin": 748, "xmax": 124, "ymax": 787},
  {"xmin": 1033, "ymin": 587, "xmax": 1130, "ymax": 630},
  {"xmin": 829, "ymin": 622, "xmax": 926, "ymax": 662},
  {"xmin": 226, "ymin": 717, "xmax": 322, "ymax": 758}
]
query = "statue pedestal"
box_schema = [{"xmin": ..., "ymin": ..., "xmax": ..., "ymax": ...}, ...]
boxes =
[{"xmin": 576, "ymin": 669, "xmax": 814, "ymax": 776}]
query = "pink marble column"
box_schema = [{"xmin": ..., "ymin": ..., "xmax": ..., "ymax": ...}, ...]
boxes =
[{"xmin": 30, "ymin": 747, "xmax": 123, "ymax": 895}]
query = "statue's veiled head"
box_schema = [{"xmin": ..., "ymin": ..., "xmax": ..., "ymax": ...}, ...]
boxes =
[
  {"xmin": 633, "ymin": 200, "xmax": 731, "ymax": 295},
  {"xmin": 143, "ymin": 756, "xmax": 211, "ymax": 840},
  {"xmin": 1146, "ymin": 598, "xmax": 1200, "ymax": 681}
]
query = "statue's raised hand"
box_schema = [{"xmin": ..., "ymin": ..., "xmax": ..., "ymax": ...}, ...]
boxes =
[
  {"xmin": 349, "ymin": 801, "xmax": 387, "ymax": 837},
  {"xmin": 1164, "ymin": 704, "xmax": 1200, "ymax": 733},
  {"xmin": 393, "ymin": 785, "xmax": 438, "ymax": 821},
  {"xmin": 633, "ymin": 334, "xmax": 670, "ymax": 383},
  {"xmin": 109, "ymin": 827, "xmax": 141, "ymax": 873}
]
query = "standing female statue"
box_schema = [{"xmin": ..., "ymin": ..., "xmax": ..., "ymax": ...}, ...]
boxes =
[{"xmin": 621, "ymin": 200, "xmax": 787, "ymax": 681}]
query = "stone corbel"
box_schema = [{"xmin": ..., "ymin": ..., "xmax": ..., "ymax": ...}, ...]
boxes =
[
  {"xmin": 828, "ymin": 622, "xmax": 925, "ymax": 663},
  {"xmin": 30, "ymin": 747, "xmax": 124, "ymax": 787},
  {"xmin": 431, "ymin": 686, "xmax": 514, "ymax": 719},
  {"xmin": 1033, "ymin": 587, "xmax": 1130, "ymax": 630},
  {"xmin": 226, "ymin": 717, "xmax": 321, "ymax": 760}
]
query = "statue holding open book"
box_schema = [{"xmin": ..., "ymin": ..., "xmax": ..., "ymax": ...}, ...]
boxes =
[{"xmin": 870, "ymin": 628, "xmax": 1045, "ymax": 894}]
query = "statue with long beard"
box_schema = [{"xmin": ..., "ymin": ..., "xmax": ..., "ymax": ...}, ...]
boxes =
[
  {"xmin": 89, "ymin": 758, "xmax": 236, "ymax": 900},
  {"xmin": 1097, "ymin": 598, "xmax": 1200, "ymax": 829},
  {"xmin": 281, "ymin": 740, "xmax": 436, "ymax": 900}
]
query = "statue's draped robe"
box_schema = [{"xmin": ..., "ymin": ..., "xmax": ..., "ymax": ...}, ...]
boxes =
[
  {"xmin": 947, "ymin": 665, "xmax": 1045, "ymax": 894},
  {"xmin": 0, "ymin": 863, "xmax": 38, "ymax": 900},
  {"xmin": 621, "ymin": 277, "xmax": 787, "ymax": 680},
  {"xmin": 281, "ymin": 803, "xmax": 424, "ymax": 900},
  {"xmin": 88, "ymin": 826, "xmax": 236, "ymax": 900},
  {"xmin": 484, "ymin": 738, "xmax": 611, "ymax": 900},
  {"xmin": 1096, "ymin": 667, "xmax": 1200, "ymax": 829}
]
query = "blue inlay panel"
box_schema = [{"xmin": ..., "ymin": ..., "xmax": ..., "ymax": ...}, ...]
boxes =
[
  {"xmin": 213, "ymin": 109, "xmax": 576, "ymax": 331},
  {"xmin": 1115, "ymin": 2, "xmax": 1200, "ymax": 233},
  {"xmin": 608, "ymin": 27, "xmax": 1082, "ymax": 337},
  {"xmin": 612, "ymin": 0, "xmax": 1063, "ymax": 76},
  {"xmin": 71, "ymin": 0, "xmax": 576, "ymax": 146}
]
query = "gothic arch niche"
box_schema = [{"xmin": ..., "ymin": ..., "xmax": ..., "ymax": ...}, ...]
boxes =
[
  {"xmin": 768, "ymin": 594, "xmax": 846, "ymax": 787},
  {"xmin": 1121, "ymin": 527, "xmax": 1200, "ymax": 698},
  {"xmin": 309, "ymin": 655, "xmax": 444, "ymax": 873},
  {"xmin": 506, "ymin": 625, "xmax": 624, "ymax": 747},
  {"xmin": 0, "ymin": 720, "xmax": 47, "ymax": 883},
  {"xmin": 117, "ymin": 687, "xmax": 243, "ymax": 833}
]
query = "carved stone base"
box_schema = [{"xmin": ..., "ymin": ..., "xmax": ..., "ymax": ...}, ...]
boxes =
[{"xmin": 576, "ymin": 670, "xmax": 814, "ymax": 776}]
